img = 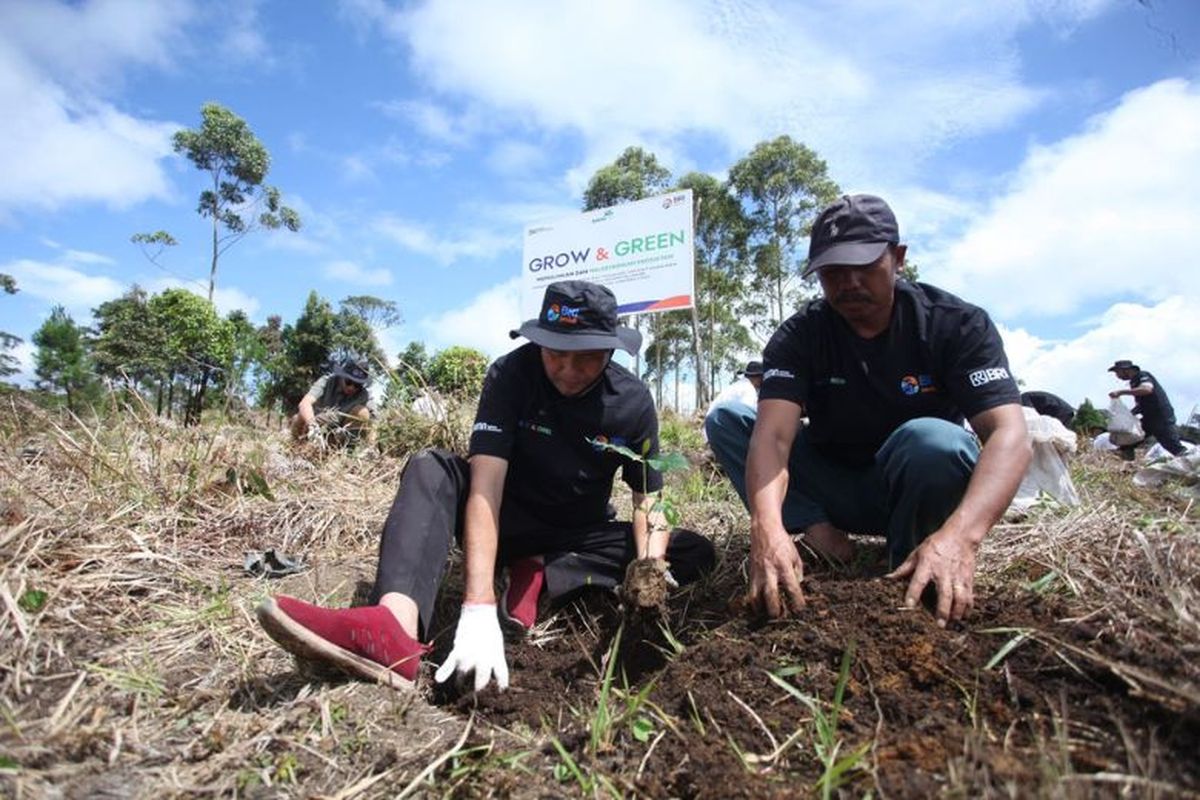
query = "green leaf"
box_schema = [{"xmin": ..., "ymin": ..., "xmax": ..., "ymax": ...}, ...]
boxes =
[
  {"xmin": 0, "ymin": 754, "xmax": 19, "ymax": 770},
  {"xmin": 631, "ymin": 716, "xmax": 655, "ymax": 742},
  {"xmin": 18, "ymin": 589, "xmax": 47, "ymax": 613},
  {"xmin": 984, "ymin": 630, "xmax": 1032, "ymax": 670},
  {"xmin": 646, "ymin": 451, "xmax": 688, "ymax": 472},
  {"xmin": 641, "ymin": 438, "xmax": 652, "ymax": 456}
]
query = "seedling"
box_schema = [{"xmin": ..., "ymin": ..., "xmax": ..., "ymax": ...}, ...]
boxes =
[{"xmin": 767, "ymin": 642, "xmax": 869, "ymax": 798}]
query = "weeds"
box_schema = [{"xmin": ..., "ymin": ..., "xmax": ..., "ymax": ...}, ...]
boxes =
[{"xmin": 767, "ymin": 642, "xmax": 870, "ymax": 798}]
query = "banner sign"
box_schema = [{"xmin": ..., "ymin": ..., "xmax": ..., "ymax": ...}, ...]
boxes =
[{"xmin": 521, "ymin": 190, "xmax": 694, "ymax": 319}]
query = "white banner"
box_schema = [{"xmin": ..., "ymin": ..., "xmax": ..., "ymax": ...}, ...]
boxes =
[{"xmin": 520, "ymin": 190, "xmax": 695, "ymax": 319}]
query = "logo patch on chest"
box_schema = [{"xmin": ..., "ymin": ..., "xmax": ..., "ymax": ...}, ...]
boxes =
[
  {"xmin": 900, "ymin": 374, "xmax": 938, "ymax": 396},
  {"xmin": 518, "ymin": 419, "xmax": 553, "ymax": 436}
]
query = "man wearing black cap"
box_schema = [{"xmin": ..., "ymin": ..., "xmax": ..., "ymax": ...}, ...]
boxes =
[
  {"xmin": 258, "ymin": 280, "xmax": 714, "ymax": 692},
  {"xmin": 1107, "ymin": 359, "xmax": 1184, "ymax": 455},
  {"xmin": 290, "ymin": 356, "xmax": 376, "ymax": 443},
  {"xmin": 728, "ymin": 194, "xmax": 1031, "ymax": 627}
]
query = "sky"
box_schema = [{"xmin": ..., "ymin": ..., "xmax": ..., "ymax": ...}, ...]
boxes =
[{"xmin": 2, "ymin": 0, "xmax": 1199, "ymax": 418}]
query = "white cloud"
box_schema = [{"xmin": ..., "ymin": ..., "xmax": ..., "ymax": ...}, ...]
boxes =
[
  {"xmin": 934, "ymin": 79, "xmax": 1200, "ymax": 318},
  {"xmin": 373, "ymin": 215, "xmax": 515, "ymax": 265},
  {"xmin": 416, "ymin": 277, "xmax": 524, "ymax": 357},
  {"xmin": 323, "ymin": 260, "xmax": 394, "ymax": 286},
  {"xmin": 3, "ymin": 0, "xmax": 192, "ymax": 91},
  {"xmin": 63, "ymin": 249, "xmax": 117, "ymax": 266},
  {"xmin": 1000, "ymin": 294, "xmax": 1200, "ymax": 416},
  {"xmin": 487, "ymin": 140, "xmax": 545, "ymax": 177},
  {"xmin": 4, "ymin": 259, "xmax": 126, "ymax": 312},
  {"xmin": 341, "ymin": 0, "xmax": 1094, "ymax": 183},
  {"xmin": 0, "ymin": 1, "xmax": 186, "ymax": 216}
]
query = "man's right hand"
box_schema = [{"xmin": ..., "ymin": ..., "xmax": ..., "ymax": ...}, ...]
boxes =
[
  {"xmin": 747, "ymin": 524, "xmax": 806, "ymax": 618},
  {"xmin": 434, "ymin": 603, "xmax": 509, "ymax": 691}
]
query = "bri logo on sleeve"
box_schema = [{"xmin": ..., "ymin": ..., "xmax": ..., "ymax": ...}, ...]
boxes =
[
  {"xmin": 968, "ymin": 367, "xmax": 1011, "ymax": 388},
  {"xmin": 473, "ymin": 422, "xmax": 503, "ymax": 434}
]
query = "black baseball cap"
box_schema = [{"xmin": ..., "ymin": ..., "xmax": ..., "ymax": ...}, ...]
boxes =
[
  {"xmin": 803, "ymin": 194, "xmax": 900, "ymax": 277},
  {"xmin": 1107, "ymin": 359, "xmax": 1139, "ymax": 372},
  {"xmin": 511, "ymin": 280, "xmax": 642, "ymax": 354},
  {"xmin": 737, "ymin": 360, "xmax": 764, "ymax": 377}
]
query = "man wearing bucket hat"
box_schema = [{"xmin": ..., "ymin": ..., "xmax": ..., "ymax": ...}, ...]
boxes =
[
  {"xmin": 1107, "ymin": 359, "xmax": 1185, "ymax": 456},
  {"xmin": 258, "ymin": 280, "xmax": 714, "ymax": 692},
  {"xmin": 290, "ymin": 356, "xmax": 377, "ymax": 444},
  {"xmin": 712, "ymin": 193, "xmax": 1031, "ymax": 627}
]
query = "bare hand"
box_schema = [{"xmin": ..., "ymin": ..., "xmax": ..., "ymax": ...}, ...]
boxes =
[
  {"xmin": 747, "ymin": 527, "xmax": 805, "ymax": 618},
  {"xmin": 887, "ymin": 529, "xmax": 978, "ymax": 627},
  {"xmin": 1108, "ymin": 390, "xmax": 1121, "ymax": 399}
]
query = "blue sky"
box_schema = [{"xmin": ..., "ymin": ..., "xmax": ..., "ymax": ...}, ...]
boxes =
[{"xmin": 3, "ymin": 0, "xmax": 1199, "ymax": 416}]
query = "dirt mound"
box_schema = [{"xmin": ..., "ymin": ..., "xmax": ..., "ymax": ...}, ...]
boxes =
[{"xmin": 432, "ymin": 573, "xmax": 1200, "ymax": 798}]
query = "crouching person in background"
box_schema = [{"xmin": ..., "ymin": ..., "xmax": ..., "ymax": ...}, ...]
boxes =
[
  {"xmin": 290, "ymin": 356, "xmax": 377, "ymax": 447},
  {"xmin": 258, "ymin": 281, "xmax": 715, "ymax": 691}
]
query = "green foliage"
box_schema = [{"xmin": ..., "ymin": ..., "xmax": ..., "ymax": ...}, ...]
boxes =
[
  {"xmin": 340, "ymin": 295, "xmax": 402, "ymax": 329},
  {"xmin": 658, "ymin": 410, "xmax": 706, "ymax": 453},
  {"xmin": 1073, "ymin": 397, "xmax": 1107, "ymax": 434},
  {"xmin": 767, "ymin": 642, "xmax": 869, "ymax": 798},
  {"xmin": 32, "ymin": 305, "xmax": 99, "ymax": 412},
  {"xmin": 171, "ymin": 102, "xmax": 301, "ymax": 301},
  {"xmin": 582, "ymin": 146, "xmax": 671, "ymax": 211},
  {"xmin": 148, "ymin": 289, "xmax": 234, "ymax": 424},
  {"xmin": 729, "ymin": 135, "xmax": 840, "ymax": 334},
  {"xmin": 274, "ymin": 291, "xmax": 384, "ymax": 410},
  {"xmin": 676, "ymin": 171, "xmax": 755, "ymax": 405},
  {"xmin": 427, "ymin": 345, "xmax": 489, "ymax": 398},
  {"xmin": 18, "ymin": 589, "xmax": 48, "ymax": 613},
  {"xmin": 589, "ymin": 436, "xmax": 687, "ymax": 526},
  {"xmin": 0, "ymin": 273, "xmax": 21, "ymax": 379},
  {"xmin": 91, "ymin": 286, "xmax": 160, "ymax": 386}
]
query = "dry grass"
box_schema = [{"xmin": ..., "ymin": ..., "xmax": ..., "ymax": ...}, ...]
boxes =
[{"xmin": 1, "ymin": 395, "xmax": 1197, "ymax": 798}]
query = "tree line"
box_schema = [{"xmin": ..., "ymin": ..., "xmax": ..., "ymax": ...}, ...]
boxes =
[
  {"xmin": 582, "ymin": 137, "xmax": 846, "ymax": 410},
  {"xmin": 7, "ymin": 98, "xmax": 882, "ymax": 416}
]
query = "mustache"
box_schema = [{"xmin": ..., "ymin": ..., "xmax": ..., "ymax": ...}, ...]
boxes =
[{"xmin": 834, "ymin": 291, "xmax": 872, "ymax": 304}]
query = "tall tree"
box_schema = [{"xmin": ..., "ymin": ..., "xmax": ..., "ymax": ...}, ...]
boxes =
[
  {"xmin": 32, "ymin": 306, "xmax": 96, "ymax": 412},
  {"xmin": 675, "ymin": 172, "xmax": 754, "ymax": 407},
  {"xmin": 582, "ymin": 147, "xmax": 673, "ymax": 389},
  {"xmin": 218, "ymin": 309, "xmax": 264, "ymax": 412},
  {"xmin": 91, "ymin": 286, "xmax": 162, "ymax": 397},
  {"xmin": 0, "ymin": 274, "xmax": 20, "ymax": 380},
  {"xmin": 278, "ymin": 291, "xmax": 384, "ymax": 410},
  {"xmin": 728, "ymin": 136, "xmax": 839, "ymax": 334},
  {"xmin": 340, "ymin": 295, "xmax": 403, "ymax": 330},
  {"xmin": 582, "ymin": 146, "xmax": 671, "ymax": 210},
  {"xmin": 166, "ymin": 102, "xmax": 301, "ymax": 302},
  {"xmin": 148, "ymin": 289, "xmax": 234, "ymax": 425}
]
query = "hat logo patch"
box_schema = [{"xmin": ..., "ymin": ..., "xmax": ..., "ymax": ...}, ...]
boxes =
[
  {"xmin": 828, "ymin": 221, "xmax": 839, "ymax": 238},
  {"xmin": 546, "ymin": 303, "xmax": 581, "ymax": 325}
]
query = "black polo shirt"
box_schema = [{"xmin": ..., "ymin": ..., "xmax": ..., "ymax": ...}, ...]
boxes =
[
  {"xmin": 469, "ymin": 343, "xmax": 663, "ymax": 531},
  {"xmin": 760, "ymin": 281, "xmax": 1020, "ymax": 467},
  {"xmin": 1129, "ymin": 370, "xmax": 1176, "ymax": 424}
]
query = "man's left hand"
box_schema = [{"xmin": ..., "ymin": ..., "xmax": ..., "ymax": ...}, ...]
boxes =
[
  {"xmin": 886, "ymin": 529, "xmax": 978, "ymax": 627},
  {"xmin": 1108, "ymin": 389, "xmax": 1122, "ymax": 398}
]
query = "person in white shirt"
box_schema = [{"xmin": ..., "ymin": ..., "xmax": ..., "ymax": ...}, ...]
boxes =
[{"xmin": 703, "ymin": 360, "xmax": 764, "ymax": 497}]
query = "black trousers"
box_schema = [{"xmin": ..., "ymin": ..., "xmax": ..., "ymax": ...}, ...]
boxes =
[
  {"xmin": 369, "ymin": 449, "xmax": 716, "ymax": 636},
  {"xmin": 1143, "ymin": 417, "xmax": 1185, "ymax": 456}
]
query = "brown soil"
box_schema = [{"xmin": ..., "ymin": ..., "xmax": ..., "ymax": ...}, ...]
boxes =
[
  {"xmin": 430, "ymin": 558, "xmax": 1200, "ymax": 798},
  {"xmin": 621, "ymin": 557, "xmax": 672, "ymax": 613}
]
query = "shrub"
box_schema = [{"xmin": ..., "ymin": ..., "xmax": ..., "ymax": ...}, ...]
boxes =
[{"xmin": 427, "ymin": 346, "xmax": 489, "ymax": 399}]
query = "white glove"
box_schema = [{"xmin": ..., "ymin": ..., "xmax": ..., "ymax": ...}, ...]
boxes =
[{"xmin": 434, "ymin": 603, "xmax": 509, "ymax": 691}]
